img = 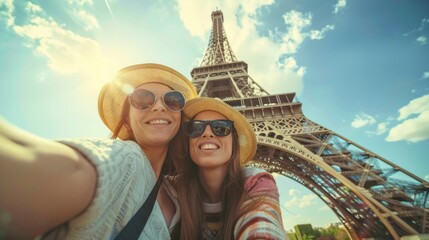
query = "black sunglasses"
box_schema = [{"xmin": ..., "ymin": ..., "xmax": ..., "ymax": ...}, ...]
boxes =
[
  {"xmin": 129, "ymin": 89, "xmax": 185, "ymax": 112},
  {"xmin": 186, "ymin": 120, "xmax": 234, "ymax": 138}
]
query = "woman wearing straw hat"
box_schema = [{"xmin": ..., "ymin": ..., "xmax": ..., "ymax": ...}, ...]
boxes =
[
  {"xmin": 166, "ymin": 97, "xmax": 286, "ymax": 239},
  {"xmin": 0, "ymin": 63, "xmax": 197, "ymax": 239}
]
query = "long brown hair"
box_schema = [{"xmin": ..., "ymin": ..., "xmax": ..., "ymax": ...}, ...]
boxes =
[
  {"xmin": 111, "ymin": 99, "xmax": 187, "ymax": 175},
  {"xmin": 173, "ymin": 128, "xmax": 257, "ymax": 239}
]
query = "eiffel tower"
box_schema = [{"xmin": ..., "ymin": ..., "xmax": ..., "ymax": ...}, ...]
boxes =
[{"xmin": 189, "ymin": 10, "xmax": 429, "ymax": 239}]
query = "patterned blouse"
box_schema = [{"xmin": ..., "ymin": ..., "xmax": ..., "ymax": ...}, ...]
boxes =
[{"xmin": 40, "ymin": 139, "xmax": 174, "ymax": 240}]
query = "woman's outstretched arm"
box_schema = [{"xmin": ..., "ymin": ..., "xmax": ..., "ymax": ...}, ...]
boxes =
[
  {"xmin": 234, "ymin": 170, "xmax": 287, "ymax": 240},
  {"xmin": 0, "ymin": 118, "xmax": 97, "ymax": 239}
]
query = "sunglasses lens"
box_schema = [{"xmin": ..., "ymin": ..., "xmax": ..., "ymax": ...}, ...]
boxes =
[
  {"xmin": 211, "ymin": 120, "xmax": 232, "ymax": 137},
  {"xmin": 130, "ymin": 90, "xmax": 185, "ymax": 111},
  {"xmin": 186, "ymin": 120, "xmax": 233, "ymax": 138},
  {"xmin": 164, "ymin": 91, "xmax": 185, "ymax": 111},
  {"xmin": 129, "ymin": 89, "xmax": 155, "ymax": 110},
  {"xmin": 187, "ymin": 121, "xmax": 206, "ymax": 138}
]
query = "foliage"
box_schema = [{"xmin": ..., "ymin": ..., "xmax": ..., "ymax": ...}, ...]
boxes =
[
  {"xmin": 290, "ymin": 224, "xmax": 350, "ymax": 240},
  {"xmin": 316, "ymin": 226, "xmax": 350, "ymax": 240}
]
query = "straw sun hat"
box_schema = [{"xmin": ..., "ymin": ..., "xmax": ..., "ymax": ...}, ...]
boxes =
[
  {"xmin": 183, "ymin": 97, "xmax": 257, "ymax": 165},
  {"xmin": 98, "ymin": 63, "xmax": 198, "ymax": 139}
]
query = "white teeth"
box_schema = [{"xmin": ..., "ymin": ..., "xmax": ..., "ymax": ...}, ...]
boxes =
[
  {"xmin": 149, "ymin": 119, "xmax": 169, "ymax": 125},
  {"xmin": 200, "ymin": 143, "xmax": 218, "ymax": 150}
]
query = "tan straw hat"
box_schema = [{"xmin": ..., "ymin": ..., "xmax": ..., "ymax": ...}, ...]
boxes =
[
  {"xmin": 183, "ymin": 97, "xmax": 257, "ymax": 165},
  {"xmin": 98, "ymin": 63, "xmax": 198, "ymax": 139}
]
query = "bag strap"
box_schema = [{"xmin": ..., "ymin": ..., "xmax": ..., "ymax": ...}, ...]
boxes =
[{"xmin": 115, "ymin": 176, "xmax": 163, "ymax": 240}]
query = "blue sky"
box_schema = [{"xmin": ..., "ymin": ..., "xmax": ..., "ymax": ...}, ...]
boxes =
[{"xmin": 1, "ymin": 0, "xmax": 428, "ymax": 232}]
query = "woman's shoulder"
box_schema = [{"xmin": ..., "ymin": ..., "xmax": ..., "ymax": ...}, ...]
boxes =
[
  {"xmin": 57, "ymin": 138, "xmax": 146, "ymax": 163},
  {"xmin": 57, "ymin": 138, "xmax": 153, "ymax": 190},
  {"xmin": 57, "ymin": 138, "xmax": 140, "ymax": 150}
]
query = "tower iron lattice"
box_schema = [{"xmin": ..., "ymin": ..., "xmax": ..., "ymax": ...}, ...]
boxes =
[{"xmin": 190, "ymin": 10, "xmax": 429, "ymax": 240}]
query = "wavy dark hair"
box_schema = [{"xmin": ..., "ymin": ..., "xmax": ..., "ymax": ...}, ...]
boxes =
[{"xmin": 171, "ymin": 127, "xmax": 263, "ymax": 240}]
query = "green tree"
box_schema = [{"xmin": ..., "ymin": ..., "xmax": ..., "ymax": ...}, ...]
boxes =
[
  {"xmin": 334, "ymin": 228, "xmax": 349, "ymax": 240},
  {"xmin": 294, "ymin": 224, "xmax": 316, "ymax": 240},
  {"xmin": 316, "ymin": 225, "xmax": 350, "ymax": 240}
]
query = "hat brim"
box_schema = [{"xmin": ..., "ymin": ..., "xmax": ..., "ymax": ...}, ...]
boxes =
[
  {"xmin": 183, "ymin": 97, "xmax": 256, "ymax": 165},
  {"xmin": 98, "ymin": 63, "xmax": 198, "ymax": 139}
]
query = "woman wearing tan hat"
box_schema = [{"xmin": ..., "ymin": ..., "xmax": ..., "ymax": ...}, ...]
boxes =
[
  {"xmin": 166, "ymin": 97, "xmax": 286, "ymax": 239},
  {"xmin": 0, "ymin": 63, "xmax": 197, "ymax": 239}
]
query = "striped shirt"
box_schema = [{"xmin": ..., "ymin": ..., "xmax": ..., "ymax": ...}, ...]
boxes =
[{"xmin": 165, "ymin": 167, "xmax": 287, "ymax": 240}]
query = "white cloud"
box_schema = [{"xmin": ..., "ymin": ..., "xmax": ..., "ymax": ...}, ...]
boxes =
[
  {"xmin": 418, "ymin": 18, "xmax": 429, "ymax": 31},
  {"xmin": 272, "ymin": 172, "xmax": 281, "ymax": 180},
  {"xmin": 72, "ymin": 9, "xmax": 100, "ymax": 31},
  {"xmin": 67, "ymin": 0, "xmax": 99, "ymax": 31},
  {"xmin": 177, "ymin": 1, "xmax": 228, "ymax": 38},
  {"xmin": 26, "ymin": 2, "xmax": 43, "ymax": 13},
  {"xmin": 386, "ymin": 94, "xmax": 429, "ymax": 143},
  {"xmin": 351, "ymin": 113, "xmax": 376, "ymax": 128},
  {"xmin": 423, "ymin": 71, "xmax": 429, "ymax": 79},
  {"xmin": 298, "ymin": 194, "xmax": 317, "ymax": 208},
  {"xmin": 310, "ymin": 25, "xmax": 335, "ymax": 40},
  {"xmin": 333, "ymin": 0, "xmax": 347, "ymax": 14},
  {"xmin": 283, "ymin": 57, "xmax": 298, "ymax": 69},
  {"xmin": 403, "ymin": 18, "xmax": 429, "ymax": 37},
  {"xmin": 386, "ymin": 111, "xmax": 429, "ymax": 143},
  {"xmin": 417, "ymin": 36, "xmax": 427, "ymax": 45},
  {"xmin": 397, "ymin": 94, "xmax": 429, "ymax": 120},
  {"xmin": 285, "ymin": 194, "xmax": 316, "ymax": 208},
  {"xmin": 288, "ymin": 188, "xmax": 299, "ymax": 196},
  {"xmin": 176, "ymin": 1, "xmax": 335, "ymax": 95},
  {"xmin": 0, "ymin": 0, "xmax": 15, "ymax": 26},
  {"xmin": 281, "ymin": 10, "xmax": 312, "ymax": 54},
  {"xmin": 285, "ymin": 197, "xmax": 299, "ymax": 207},
  {"xmin": 365, "ymin": 120, "xmax": 389, "ymax": 136},
  {"xmin": 68, "ymin": 0, "xmax": 94, "ymax": 6},
  {"xmin": 365, "ymin": 120, "xmax": 391, "ymax": 136},
  {"xmin": 374, "ymin": 122, "xmax": 389, "ymax": 135},
  {"xmin": 13, "ymin": 17, "xmax": 102, "ymax": 75},
  {"xmin": 9, "ymin": 2, "xmax": 113, "ymax": 86}
]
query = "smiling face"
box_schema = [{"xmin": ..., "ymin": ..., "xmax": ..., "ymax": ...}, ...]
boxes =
[
  {"xmin": 189, "ymin": 110, "xmax": 233, "ymax": 169},
  {"xmin": 128, "ymin": 83, "xmax": 181, "ymax": 149}
]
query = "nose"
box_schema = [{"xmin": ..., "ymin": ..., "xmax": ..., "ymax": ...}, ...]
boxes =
[
  {"xmin": 150, "ymin": 97, "xmax": 167, "ymax": 112},
  {"xmin": 201, "ymin": 125, "xmax": 214, "ymax": 138}
]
